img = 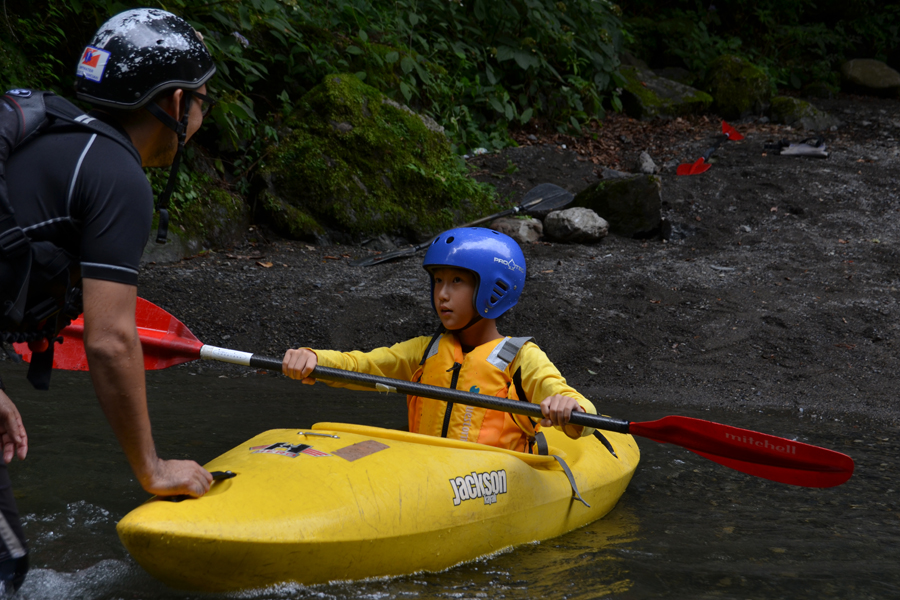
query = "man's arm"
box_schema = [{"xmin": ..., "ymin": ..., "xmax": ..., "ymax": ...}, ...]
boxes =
[{"xmin": 81, "ymin": 278, "xmax": 211, "ymax": 497}]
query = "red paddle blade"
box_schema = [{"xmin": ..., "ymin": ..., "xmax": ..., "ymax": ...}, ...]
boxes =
[
  {"xmin": 722, "ymin": 121, "xmax": 744, "ymax": 141},
  {"xmin": 629, "ymin": 416, "xmax": 853, "ymax": 488},
  {"xmin": 14, "ymin": 319, "xmax": 90, "ymax": 371},
  {"xmin": 13, "ymin": 297, "xmax": 203, "ymax": 371},
  {"xmin": 676, "ymin": 157, "xmax": 711, "ymax": 176}
]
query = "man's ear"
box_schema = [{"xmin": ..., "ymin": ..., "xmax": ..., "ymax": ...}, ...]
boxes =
[{"xmin": 156, "ymin": 89, "xmax": 185, "ymax": 120}]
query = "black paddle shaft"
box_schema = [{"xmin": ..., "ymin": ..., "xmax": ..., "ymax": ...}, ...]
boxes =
[{"xmin": 248, "ymin": 354, "xmax": 631, "ymax": 434}]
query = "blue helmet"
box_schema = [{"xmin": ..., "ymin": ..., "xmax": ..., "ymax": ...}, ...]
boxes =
[{"xmin": 423, "ymin": 227, "xmax": 526, "ymax": 319}]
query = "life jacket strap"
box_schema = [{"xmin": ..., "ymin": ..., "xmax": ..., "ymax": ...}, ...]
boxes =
[
  {"xmin": 486, "ymin": 336, "xmax": 532, "ymax": 371},
  {"xmin": 419, "ymin": 327, "xmax": 444, "ymax": 366}
]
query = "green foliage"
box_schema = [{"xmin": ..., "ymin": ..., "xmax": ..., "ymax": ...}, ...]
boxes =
[
  {"xmin": 621, "ymin": 0, "xmax": 900, "ymax": 90},
  {"xmin": 1, "ymin": 0, "xmax": 624, "ymax": 157}
]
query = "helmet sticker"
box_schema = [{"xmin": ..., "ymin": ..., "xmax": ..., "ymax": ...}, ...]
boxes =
[{"xmin": 76, "ymin": 46, "xmax": 111, "ymax": 83}]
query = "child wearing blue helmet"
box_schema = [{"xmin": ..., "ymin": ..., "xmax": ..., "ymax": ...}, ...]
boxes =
[{"xmin": 283, "ymin": 227, "xmax": 596, "ymax": 452}]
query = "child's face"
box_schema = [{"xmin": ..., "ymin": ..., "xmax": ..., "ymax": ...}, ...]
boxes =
[{"xmin": 432, "ymin": 267, "xmax": 477, "ymax": 330}]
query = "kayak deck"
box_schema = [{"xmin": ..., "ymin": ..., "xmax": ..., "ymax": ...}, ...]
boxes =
[{"xmin": 117, "ymin": 423, "xmax": 639, "ymax": 592}]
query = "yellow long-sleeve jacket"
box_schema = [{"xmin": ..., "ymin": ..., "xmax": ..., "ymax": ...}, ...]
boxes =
[{"xmin": 310, "ymin": 332, "xmax": 596, "ymax": 452}]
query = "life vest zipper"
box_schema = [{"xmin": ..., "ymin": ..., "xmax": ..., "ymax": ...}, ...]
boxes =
[{"xmin": 440, "ymin": 362, "xmax": 462, "ymax": 437}]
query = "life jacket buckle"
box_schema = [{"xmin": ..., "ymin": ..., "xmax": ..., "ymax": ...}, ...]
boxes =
[{"xmin": 0, "ymin": 226, "xmax": 29, "ymax": 257}]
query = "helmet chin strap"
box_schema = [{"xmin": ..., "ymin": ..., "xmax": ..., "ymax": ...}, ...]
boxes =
[
  {"xmin": 145, "ymin": 93, "xmax": 194, "ymax": 244},
  {"xmin": 448, "ymin": 313, "xmax": 483, "ymax": 333}
]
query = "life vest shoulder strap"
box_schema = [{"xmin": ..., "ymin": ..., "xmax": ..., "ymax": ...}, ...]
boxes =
[
  {"xmin": 485, "ymin": 336, "xmax": 532, "ymax": 372},
  {"xmin": 418, "ymin": 327, "xmax": 445, "ymax": 366}
]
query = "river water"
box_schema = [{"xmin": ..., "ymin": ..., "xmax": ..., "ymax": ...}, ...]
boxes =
[{"xmin": 3, "ymin": 364, "xmax": 897, "ymax": 600}]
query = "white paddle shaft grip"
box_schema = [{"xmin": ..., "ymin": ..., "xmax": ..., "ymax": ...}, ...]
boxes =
[{"xmin": 200, "ymin": 345, "xmax": 254, "ymax": 366}]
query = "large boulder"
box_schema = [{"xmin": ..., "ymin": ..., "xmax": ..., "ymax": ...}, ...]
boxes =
[
  {"xmin": 141, "ymin": 185, "xmax": 250, "ymax": 263},
  {"xmin": 840, "ymin": 59, "xmax": 900, "ymax": 96},
  {"xmin": 572, "ymin": 175, "xmax": 661, "ymax": 237},
  {"xmin": 543, "ymin": 208, "xmax": 609, "ymax": 243},
  {"xmin": 768, "ymin": 96, "xmax": 840, "ymax": 131},
  {"xmin": 258, "ymin": 74, "xmax": 496, "ymax": 242},
  {"xmin": 489, "ymin": 216, "xmax": 543, "ymax": 244},
  {"xmin": 703, "ymin": 55, "xmax": 772, "ymax": 119},
  {"xmin": 619, "ymin": 66, "xmax": 713, "ymax": 120},
  {"xmin": 142, "ymin": 149, "xmax": 250, "ymax": 263}
]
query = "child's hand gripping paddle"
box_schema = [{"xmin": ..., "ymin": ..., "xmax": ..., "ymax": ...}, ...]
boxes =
[{"xmin": 14, "ymin": 298, "xmax": 855, "ymax": 489}]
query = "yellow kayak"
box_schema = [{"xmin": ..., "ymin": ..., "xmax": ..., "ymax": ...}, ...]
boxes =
[{"xmin": 117, "ymin": 423, "xmax": 639, "ymax": 592}]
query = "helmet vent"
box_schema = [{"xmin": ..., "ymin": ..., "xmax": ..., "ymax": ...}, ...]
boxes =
[
  {"xmin": 446, "ymin": 236, "xmax": 454, "ymax": 244},
  {"xmin": 489, "ymin": 279, "xmax": 508, "ymax": 305}
]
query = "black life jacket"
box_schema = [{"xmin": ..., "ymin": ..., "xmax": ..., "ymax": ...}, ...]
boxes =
[{"xmin": 0, "ymin": 89, "xmax": 138, "ymax": 389}]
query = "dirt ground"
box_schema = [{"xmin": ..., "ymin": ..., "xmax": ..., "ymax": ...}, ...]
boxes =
[{"xmin": 136, "ymin": 93, "xmax": 900, "ymax": 429}]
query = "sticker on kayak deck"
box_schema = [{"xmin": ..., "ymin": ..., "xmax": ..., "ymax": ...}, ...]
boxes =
[
  {"xmin": 332, "ymin": 440, "xmax": 389, "ymax": 462},
  {"xmin": 76, "ymin": 46, "xmax": 111, "ymax": 82},
  {"xmin": 250, "ymin": 442, "xmax": 331, "ymax": 458},
  {"xmin": 450, "ymin": 470, "xmax": 507, "ymax": 507}
]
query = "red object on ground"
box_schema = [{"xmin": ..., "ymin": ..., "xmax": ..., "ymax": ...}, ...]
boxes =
[
  {"xmin": 722, "ymin": 120, "xmax": 745, "ymax": 141},
  {"xmin": 676, "ymin": 157, "xmax": 712, "ymax": 176}
]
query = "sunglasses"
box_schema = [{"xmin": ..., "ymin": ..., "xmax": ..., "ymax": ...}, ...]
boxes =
[{"xmin": 190, "ymin": 90, "xmax": 217, "ymax": 118}]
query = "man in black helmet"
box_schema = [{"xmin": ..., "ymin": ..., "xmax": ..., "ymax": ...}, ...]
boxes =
[{"xmin": 0, "ymin": 8, "xmax": 216, "ymax": 589}]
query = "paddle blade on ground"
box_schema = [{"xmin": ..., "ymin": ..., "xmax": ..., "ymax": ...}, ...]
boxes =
[
  {"xmin": 676, "ymin": 157, "xmax": 711, "ymax": 176},
  {"xmin": 722, "ymin": 121, "xmax": 745, "ymax": 141},
  {"xmin": 629, "ymin": 415, "xmax": 853, "ymax": 488},
  {"xmin": 519, "ymin": 182, "xmax": 574, "ymax": 214}
]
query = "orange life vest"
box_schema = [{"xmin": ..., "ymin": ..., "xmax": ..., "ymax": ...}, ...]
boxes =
[{"xmin": 407, "ymin": 333, "xmax": 539, "ymax": 452}]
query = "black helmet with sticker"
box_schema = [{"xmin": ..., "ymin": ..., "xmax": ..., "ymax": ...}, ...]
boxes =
[{"xmin": 74, "ymin": 8, "xmax": 215, "ymax": 109}]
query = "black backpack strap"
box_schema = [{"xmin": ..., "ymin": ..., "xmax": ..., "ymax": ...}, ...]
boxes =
[
  {"xmin": 0, "ymin": 91, "xmax": 48, "ymax": 324},
  {"xmin": 42, "ymin": 94, "xmax": 139, "ymax": 162}
]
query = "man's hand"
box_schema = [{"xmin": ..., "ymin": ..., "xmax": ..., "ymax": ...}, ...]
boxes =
[
  {"xmin": 283, "ymin": 348, "xmax": 318, "ymax": 384},
  {"xmin": 0, "ymin": 390, "xmax": 27, "ymax": 463},
  {"xmin": 539, "ymin": 394, "xmax": 585, "ymax": 439},
  {"xmin": 142, "ymin": 458, "xmax": 213, "ymax": 498}
]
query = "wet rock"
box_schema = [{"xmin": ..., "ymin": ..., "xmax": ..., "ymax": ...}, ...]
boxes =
[
  {"xmin": 489, "ymin": 216, "xmax": 543, "ymax": 244},
  {"xmin": 601, "ymin": 168, "xmax": 630, "ymax": 180},
  {"xmin": 768, "ymin": 96, "xmax": 840, "ymax": 131},
  {"xmin": 841, "ymin": 59, "xmax": 900, "ymax": 96},
  {"xmin": 361, "ymin": 234, "xmax": 396, "ymax": 252},
  {"xmin": 703, "ymin": 55, "xmax": 771, "ymax": 119},
  {"xmin": 542, "ymin": 207, "xmax": 608, "ymax": 243},
  {"xmin": 637, "ymin": 151, "xmax": 659, "ymax": 174},
  {"xmin": 572, "ymin": 175, "xmax": 661, "ymax": 237},
  {"xmin": 257, "ymin": 74, "xmax": 495, "ymax": 242},
  {"xmin": 141, "ymin": 230, "xmax": 187, "ymax": 266},
  {"xmin": 652, "ymin": 67, "xmax": 697, "ymax": 86},
  {"xmin": 619, "ymin": 66, "xmax": 713, "ymax": 120}
]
